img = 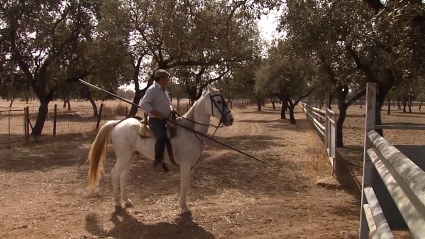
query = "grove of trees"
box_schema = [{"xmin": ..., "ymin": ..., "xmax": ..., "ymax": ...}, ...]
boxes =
[{"xmin": 1, "ymin": 0, "xmax": 424, "ymax": 143}]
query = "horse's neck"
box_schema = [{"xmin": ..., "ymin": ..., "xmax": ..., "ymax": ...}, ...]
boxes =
[{"xmin": 181, "ymin": 99, "xmax": 210, "ymax": 135}]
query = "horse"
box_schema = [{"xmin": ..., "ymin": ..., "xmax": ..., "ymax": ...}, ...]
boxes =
[{"xmin": 87, "ymin": 86, "xmax": 234, "ymax": 213}]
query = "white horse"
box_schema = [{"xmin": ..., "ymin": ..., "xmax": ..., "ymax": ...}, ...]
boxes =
[{"xmin": 87, "ymin": 86, "xmax": 234, "ymax": 213}]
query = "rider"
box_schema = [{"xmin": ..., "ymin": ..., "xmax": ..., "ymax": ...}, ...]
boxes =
[{"xmin": 140, "ymin": 69, "xmax": 177, "ymax": 169}]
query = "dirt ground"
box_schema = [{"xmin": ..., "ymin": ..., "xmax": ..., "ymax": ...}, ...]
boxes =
[{"xmin": 0, "ymin": 104, "xmax": 362, "ymax": 239}]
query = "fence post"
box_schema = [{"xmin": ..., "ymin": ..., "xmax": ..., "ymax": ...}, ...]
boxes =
[
  {"xmin": 8, "ymin": 108, "xmax": 11, "ymax": 141},
  {"xmin": 25, "ymin": 106, "xmax": 30, "ymax": 142},
  {"xmin": 359, "ymin": 83, "xmax": 377, "ymax": 239},
  {"xmin": 23, "ymin": 107, "xmax": 27, "ymax": 142},
  {"xmin": 53, "ymin": 104, "xmax": 57, "ymax": 137},
  {"xmin": 96, "ymin": 104, "xmax": 104, "ymax": 132}
]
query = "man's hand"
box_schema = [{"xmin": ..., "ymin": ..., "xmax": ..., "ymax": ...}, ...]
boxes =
[
  {"xmin": 155, "ymin": 113, "xmax": 164, "ymax": 119},
  {"xmin": 150, "ymin": 110, "xmax": 164, "ymax": 119}
]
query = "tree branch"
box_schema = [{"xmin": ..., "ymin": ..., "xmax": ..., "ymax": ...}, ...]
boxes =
[
  {"xmin": 362, "ymin": 0, "xmax": 384, "ymax": 14},
  {"xmin": 9, "ymin": 23, "xmax": 40, "ymax": 99},
  {"xmin": 294, "ymin": 86, "xmax": 316, "ymax": 105},
  {"xmin": 346, "ymin": 89, "xmax": 366, "ymax": 107},
  {"xmin": 318, "ymin": 55, "xmax": 337, "ymax": 85},
  {"xmin": 133, "ymin": 55, "xmax": 144, "ymax": 92},
  {"xmin": 345, "ymin": 43, "xmax": 377, "ymax": 82}
]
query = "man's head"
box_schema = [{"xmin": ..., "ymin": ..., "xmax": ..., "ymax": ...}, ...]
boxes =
[{"xmin": 154, "ymin": 69, "xmax": 170, "ymax": 87}]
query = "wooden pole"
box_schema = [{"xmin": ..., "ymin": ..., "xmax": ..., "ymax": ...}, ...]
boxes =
[
  {"xmin": 96, "ymin": 104, "xmax": 104, "ymax": 132},
  {"xmin": 23, "ymin": 107, "xmax": 27, "ymax": 142},
  {"xmin": 8, "ymin": 108, "xmax": 11, "ymax": 141},
  {"xmin": 53, "ymin": 104, "xmax": 57, "ymax": 137},
  {"xmin": 359, "ymin": 83, "xmax": 377, "ymax": 239},
  {"xmin": 26, "ymin": 106, "xmax": 30, "ymax": 142}
]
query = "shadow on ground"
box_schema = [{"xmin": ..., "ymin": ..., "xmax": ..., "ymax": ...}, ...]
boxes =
[
  {"xmin": 0, "ymin": 133, "xmax": 93, "ymax": 172},
  {"xmin": 85, "ymin": 210, "xmax": 214, "ymax": 239}
]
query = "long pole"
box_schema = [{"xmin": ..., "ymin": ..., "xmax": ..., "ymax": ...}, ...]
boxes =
[{"xmin": 71, "ymin": 79, "xmax": 267, "ymax": 164}]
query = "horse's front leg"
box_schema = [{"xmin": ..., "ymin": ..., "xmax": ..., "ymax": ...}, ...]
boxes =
[{"xmin": 179, "ymin": 164, "xmax": 192, "ymax": 213}]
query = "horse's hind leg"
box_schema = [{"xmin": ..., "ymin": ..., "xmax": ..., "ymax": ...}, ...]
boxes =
[
  {"xmin": 121, "ymin": 154, "xmax": 136, "ymax": 207},
  {"xmin": 179, "ymin": 164, "xmax": 192, "ymax": 213},
  {"xmin": 111, "ymin": 151, "xmax": 135, "ymax": 210}
]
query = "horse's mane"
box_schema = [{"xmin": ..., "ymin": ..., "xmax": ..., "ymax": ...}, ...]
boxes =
[{"xmin": 179, "ymin": 85, "xmax": 219, "ymax": 126}]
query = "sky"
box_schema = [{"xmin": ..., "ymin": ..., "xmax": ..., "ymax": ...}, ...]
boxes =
[{"xmin": 120, "ymin": 11, "xmax": 280, "ymax": 91}]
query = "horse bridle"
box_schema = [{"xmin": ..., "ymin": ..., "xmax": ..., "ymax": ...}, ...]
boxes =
[
  {"xmin": 209, "ymin": 93, "xmax": 231, "ymax": 123},
  {"xmin": 189, "ymin": 92, "xmax": 231, "ymax": 169}
]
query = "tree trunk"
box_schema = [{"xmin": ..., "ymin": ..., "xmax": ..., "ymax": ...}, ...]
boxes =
[
  {"xmin": 262, "ymin": 99, "xmax": 265, "ymax": 107},
  {"xmin": 271, "ymin": 98, "xmax": 276, "ymax": 109},
  {"xmin": 387, "ymin": 97, "xmax": 391, "ymax": 115},
  {"xmin": 288, "ymin": 104, "xmax": 296, "ymax": 124},
  {"xmin": 397, "ymin": 99, "xmax": 401, "ymax": 109},
  {"xmin": 336, "ymin": 85, "xmax": 348, "ymax": 148},
  {"xmin": 32, "ymin": 100, "xmax": 49, "ymax": 135},
  {"xmin": 128, "ymin": 91, "xmax": 144, "ymax": 116},
  {"xmin": 328, "ymin": 94, "xmax": 333, "ymax": 110},
  {"xmin": 402, "ymin": 99, "xmax": 407, "ymax": 112},
  {"xmin": 359, "ymin": 98, "xmax": 363, "ymax": 108},
  {"xmin": 281, "ymin": 102, "xmax": 287, "ymax": 119},
  {"xmin": 89, "ymin": 98, "xmax": 98, "ymax": 117},
  {"xmin": 9, "ymin": 98, "xmax": 15, "ymax": 108},
  {"xmin": 419, "ymin": 100, "xmax": 423, "ymax": 111},
  {"xmin": 256, "ymin": 97, "xmax": 262, "ymax": 111},
  {"xmin": 408, "ymin": 99, "xmax": 413, "ymax": 113},
  {"xmin": 375, "ymin": 88, "xmax": 390, "ymax": 137},
  {"xmin": 336, "ymin": 105, "xmax": 347, "ymax": 147}
]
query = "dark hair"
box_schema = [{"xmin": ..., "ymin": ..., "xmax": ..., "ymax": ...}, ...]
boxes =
[{"xmin": 154, "ymin": 77, "xmax": 161, "ymax": 82}]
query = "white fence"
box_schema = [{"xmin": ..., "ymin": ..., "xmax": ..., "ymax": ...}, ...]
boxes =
[
  {"xmin": 299, "ymin": 101, "xmax": 337, "ymax": 175},
  {"xmin": 359, "ymin": 83, "xmax": 425, "ymax": 238}
]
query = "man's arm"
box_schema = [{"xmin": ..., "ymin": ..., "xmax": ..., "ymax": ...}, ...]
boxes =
[
  {"xmin": 141, "ymin": 88, "xmax": 163, "ymax": 119},
  {"xmin": 166, "ymin": 90, "xmax": 177, "ymax": 114}
]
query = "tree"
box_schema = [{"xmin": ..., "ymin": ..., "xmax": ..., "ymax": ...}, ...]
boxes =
[
  {"xmin": 277, "ymin": 0, "xmax": 425, "ymax": 144},
  {"xmin": 167, "ymin": 82, "xmax": 186, "ymax": 106},
  {"xmin": 215, "ymin": 61, "xmax": 258, "ymax": 109},
  {"xmin": 118, "ymin": 0, "xmax": 268, "ymax": 115},
  {"xmin": 0, "ymin": 59, "xmax": 30, "ymax": 107},
  {"xmin": 255, "ymin": 41, "xmax": 316, "ymax": 124},
  {"xmin": 2, "ymin": 0, "xmax": 101, "ymax": 135}
]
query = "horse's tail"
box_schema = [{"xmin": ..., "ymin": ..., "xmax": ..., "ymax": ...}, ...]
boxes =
[{"xmin": 88, "ymin": 121, "xmax": 117, "ymax": 189}]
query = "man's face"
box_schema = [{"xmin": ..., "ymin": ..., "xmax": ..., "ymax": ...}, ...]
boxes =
[{"xmin": 158, "ymin": 77, "xmax": 169, "ymax": 87}]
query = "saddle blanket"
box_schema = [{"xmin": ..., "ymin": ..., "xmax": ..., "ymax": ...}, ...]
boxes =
[{"xmin": 139, "ymin": 117, "xmax": 177, "ymax": 139}]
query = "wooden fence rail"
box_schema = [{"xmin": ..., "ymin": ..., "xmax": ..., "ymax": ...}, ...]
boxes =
[{"xmin": 359, "ymin": 83, "xmax": 425, "ymax": 239}]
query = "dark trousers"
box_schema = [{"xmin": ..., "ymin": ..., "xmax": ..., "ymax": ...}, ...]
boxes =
[{"xmin": 149, "ymin": 117, "xmax": 168, "ymax": 162}]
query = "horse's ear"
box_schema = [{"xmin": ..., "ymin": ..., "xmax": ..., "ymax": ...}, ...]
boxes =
[{"xmin": 208, "ymin": 85, "xmax": 214, "ymax": 94}]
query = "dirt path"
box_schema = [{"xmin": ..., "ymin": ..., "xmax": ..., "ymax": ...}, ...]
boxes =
[{"xmin": 0, "ymin": 105, "xmax": 359, "ymax": 239}]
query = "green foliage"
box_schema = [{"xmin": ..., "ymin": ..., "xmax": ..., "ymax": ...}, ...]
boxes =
[{"xmin": 254, "ymin": 40, "xmax": 316, "ymax": 101}]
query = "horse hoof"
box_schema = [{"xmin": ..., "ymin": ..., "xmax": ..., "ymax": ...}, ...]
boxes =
[{"xmin": 114, "ymin": 205, "xmax": 122, "ymax": 211}]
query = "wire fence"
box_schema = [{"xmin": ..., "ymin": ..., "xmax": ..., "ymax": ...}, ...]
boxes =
[{"xmin": 0, "ymin": 99, "xmax": 253, "ymax": 144}]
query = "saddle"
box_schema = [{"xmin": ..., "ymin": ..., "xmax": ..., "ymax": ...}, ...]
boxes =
[
  {"xmin": 139, "ymin": 113, "xmax": 177, "ymax": 139},
  {"xmin": 138, "ymin": 112, "xmax": 178, "ymax": 169}
]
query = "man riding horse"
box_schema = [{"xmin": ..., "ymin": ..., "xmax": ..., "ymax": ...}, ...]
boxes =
[{"xmin": 140, "ymin": 69, "xmax": 177, "ymax": 169}]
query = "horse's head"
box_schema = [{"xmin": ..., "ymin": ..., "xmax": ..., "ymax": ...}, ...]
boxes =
[{"xmin": 204, "ymin": 85, "xmax": 234, "ymax": 126}]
